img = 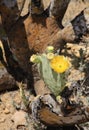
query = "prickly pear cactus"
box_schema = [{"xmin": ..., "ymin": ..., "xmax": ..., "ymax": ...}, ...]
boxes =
[{"xmin": 37, "ymin": 54, "xmax": 66, "ymax": 96}]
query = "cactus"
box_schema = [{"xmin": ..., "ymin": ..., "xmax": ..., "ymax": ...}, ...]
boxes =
[
  {"xmin": 30, "ymin": 46, "xmax": 71, "ymax": 96},
  {"xmin": 37, "ymin": 54, "xmax": 66, "ymax": 96}
]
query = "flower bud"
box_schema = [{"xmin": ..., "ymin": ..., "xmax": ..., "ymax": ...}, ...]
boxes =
[
  {"xmin": 46, "ymin": 46, "xmax": 54, "ymax": 53},
  {"xmin": 46, "ymin": 53, "xmax": 54, "ymax": 60},
  {"xmin": 30, "ymin": 54, "xmax": 40, "ymax": 63},
  {"xmin": 56, "ymin": 96, "xmax": 62, "ymax": 104}
]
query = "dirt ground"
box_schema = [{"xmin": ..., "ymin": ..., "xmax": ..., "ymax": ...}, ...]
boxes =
[{"xmin": 0, "ymin": 90, "xmax": 21, "ymax": 130}]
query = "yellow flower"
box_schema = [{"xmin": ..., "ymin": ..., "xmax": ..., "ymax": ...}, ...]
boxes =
[
  {"xmin": 46, "ymin": 53, "xmax": 54, "ymax": 60},
  {"xmin": 50, "ymin": 55, "xmax": 71, "ymax": 73}
]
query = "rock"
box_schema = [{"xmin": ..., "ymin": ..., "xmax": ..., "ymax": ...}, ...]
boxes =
[
  {"xmin": 63, "ymin": 0, "xmax": 89, "ymax": 25},
  {"xmin": 0, "ymin": 63, "xmax": 17, "ymax": 92},
  {"xmin": 66, "ymin": 43, "xmax": 89, "ymax": 57},
  {"xmin": 42, "ymin": 0, "xmax": 50, "ymax": 10},
  {"xmin": 1, "ymin": 0, "xmax": 16, "ymax": 8},
  {"xmin": 19, "ymin": 0, "xmax": 30, "ymax": 17},
  {"xmin": 4, "ymin": 108, "xmax": 10, "ymax": 114},
  {"xmin": 34, "ymin": 80, "xmax": 51, "ymax": 95},
  {"xmin": 20, "ymin": 0, "xmax": 51, "ymax": 16},
  {"xmin": 0, "ymin": 70, "xmax": 17, "ymax": 91},
  {"xmin": 0, "ymin": 117, "xmax": 5, "ymax": 123},
  {"xmin": 11, "ymin": 110, "xmax": 27, "ymax": 128}
]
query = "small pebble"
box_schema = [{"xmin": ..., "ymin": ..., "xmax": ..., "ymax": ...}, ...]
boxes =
[
  {"xmin": 4, "ymin": 108, "xmax": 10, "ymax": 114},
  {"xmin": 0, "ymin": 117, "xmax": 5, "ymax": 123}
]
